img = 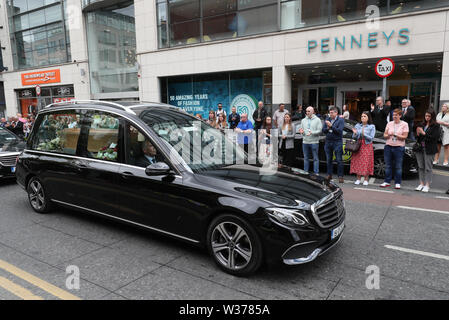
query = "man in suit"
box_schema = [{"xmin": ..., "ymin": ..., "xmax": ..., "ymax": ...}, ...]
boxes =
[
  {"xmin": 401, "ymin": 99, "xmax": 416, "ymax": 140},
  {"xmin": 371, "ymin": 96, "xmax": 390, "ymax": 132},
  {"xmin": 135, "ymin": 140, "xmax": 158, "ymax": 167}
]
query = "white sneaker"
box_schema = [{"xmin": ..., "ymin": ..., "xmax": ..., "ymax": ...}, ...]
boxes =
[
  {"xmin": 354, "ymin": 180, "xmax": 361, "ymax": 185},
  {"xmin": 395, "ymin": 184, "xmax": 401, "ymax": 189},
  {"xmin": 422, "ymin": 186, "xmax": 429, "ymax": 193},
  {"xmin": 433, "ymin": 161, "xmax": 438, "ymax": 165},
  {"xmin": 380, "ymin": 182, "xmax": 390, "ymax": 188},
  {"xmin": 415, "ymin": 184, "xmax": 424, "ymax": 191},
  {"xmin": 444, "ymin": 163, "xmax": 449, "ymax": 166},
  {"xmin": 363, "ymin": 181, "xmax": 369, "ymax": 186}
]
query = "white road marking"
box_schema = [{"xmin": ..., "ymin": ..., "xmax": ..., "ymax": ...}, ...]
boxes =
[
  {"xmin": 354, "ymin": 187, "xmax": 394, "ymax": 194},
  {"xmin": 433, "ymin": 169, "xmax": 449, "ymax": 177},
  {"xmin": 396, "ymin": 206, "xmax": 449, "ymax": 216},
  {"xmin": 435, "ymin": 196, "xmax": 449, "ymax": 200},
  {"xmin": 385, "ymin": 245, "xmax": 449, "ymax": 261}
]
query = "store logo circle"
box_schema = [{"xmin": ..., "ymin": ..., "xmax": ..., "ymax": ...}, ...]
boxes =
[{"xmin": 230, "ymin": 94, "xmax": 258, "ymax": 123}]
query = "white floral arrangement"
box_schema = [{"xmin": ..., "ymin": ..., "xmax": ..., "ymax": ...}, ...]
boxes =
[
  {"xmin": 37, "ymin": 137, "xmax": 62, "ymax": 151},
  {"xmin": 96, "ymin": 143, "xmax": 118, "ymax": 161}
]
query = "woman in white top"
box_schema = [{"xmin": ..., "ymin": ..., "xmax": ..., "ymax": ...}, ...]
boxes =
[
  {"xmin": 340, "ymin": 104, "xmax": 350, "ymax": 120},
  {"xmin": 435, "ymin": 103, "xmax": 449, "ymax": 166}
]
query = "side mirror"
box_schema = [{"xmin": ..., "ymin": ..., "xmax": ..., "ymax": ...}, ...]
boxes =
[{"xmin": 145, "ymin": 162, "xmax": 171, "ymax": 176}]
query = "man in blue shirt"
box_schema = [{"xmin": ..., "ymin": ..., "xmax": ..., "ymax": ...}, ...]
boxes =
[
  {"xmin": 235, "ymin": 113, "xmax": 255, "ymax": 163},
  {"xmin": 322, "ymin": 106, "xmax": 345, "ymax": 183}
]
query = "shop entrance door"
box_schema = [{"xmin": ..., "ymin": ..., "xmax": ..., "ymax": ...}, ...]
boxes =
[{"xmin": 344, "ymin": 91, "xmax": 378, "ymax": 120}]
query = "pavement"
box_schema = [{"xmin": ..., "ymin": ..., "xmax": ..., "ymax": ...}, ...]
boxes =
[{"xmin": 0, "ymin": 178, "xmax": 449, "ymax": 300}]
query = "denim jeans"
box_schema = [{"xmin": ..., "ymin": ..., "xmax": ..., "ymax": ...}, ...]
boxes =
[
  {"xmin": 303, "ymin": 143, "xmax": 319, "ymax": 174},
  {"xmin": 324, "ymin": 140, "xmax": 343, "ymax": 177},
  {"xmin": 384, "ymin": 145, "xmax": 405, "ymax": 184}
]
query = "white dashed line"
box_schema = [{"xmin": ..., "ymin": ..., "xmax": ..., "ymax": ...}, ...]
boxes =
[
  {"xmin": 385, "ymin": 245, "xmax": 449, "ymax": 261},
  {"xmin": 396, "ymin": 206, "xmax": 449, "ymax": 216},
  {"xmin": 435, "ymin": 196, "xmax": 449, "ymax": 200},
  {"xmin": 354, "ymin": 187, "xmax": 394, "ymax": 194}
]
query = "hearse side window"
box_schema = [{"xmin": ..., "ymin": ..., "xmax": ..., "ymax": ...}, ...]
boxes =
[
  {"xmin": 32, "ymin": 111, "xmax": 81, "ymax": 155},
  {"xmin": 83, "ymin": 111, "xmax": 120, "ymax": 162},
  {"xmin": 125, "ymin": 122, "xmax": 163, "ymax": 168}
]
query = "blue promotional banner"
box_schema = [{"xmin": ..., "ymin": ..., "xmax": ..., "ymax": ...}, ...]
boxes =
[{"xmin": 167, "ymin": 73, "xmax": 262, "ymax": 123}]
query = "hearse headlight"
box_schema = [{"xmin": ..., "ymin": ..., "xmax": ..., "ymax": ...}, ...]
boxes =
[{"xmin": 266, "ymin": 208, "xmax": 309, "ymax": 227}]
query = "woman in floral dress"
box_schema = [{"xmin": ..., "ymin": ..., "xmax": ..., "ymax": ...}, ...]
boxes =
[{"xmin": 350, "ymin": 111, "xmax": 376, "ymax": 185}]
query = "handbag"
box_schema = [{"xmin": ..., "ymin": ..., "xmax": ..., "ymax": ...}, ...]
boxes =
[
  {"xmin": 345, "ymin": 139, "xmax": 361, "ymax": 153},
  {"xmin": 412, "ymin": 142, "xmax": 423, "ymax": 153}
]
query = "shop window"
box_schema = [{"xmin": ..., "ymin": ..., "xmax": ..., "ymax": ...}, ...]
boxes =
[
  {"xmin": 410, "ymin": 82, "xmax": 433, "ymax": 122},
  {"xmin": 32, "ymin": 111, "xmax": 81, "ymax": 156},
  {"xmin": 85, "ymin": 1, "xmax": 138, "ymax": 94},
  {"xmin": 389, "ymin": 0, "xmax": 448, "ymax": 14},
  {"xmin": 281, "ymin": 0, "xmax": 306, "ymax": 30},
  {"xmin": 236, "ymin": 4, "xmax": 277, "ymax": 37},
  {"xmin": 330, "ymin": 0, "xmax": 388, "ymax": 23},
  {"xmin": 202, "ymin": 13, "xmax": 236, "ymax": 41},
  {"xmin": 202, "ymin": 0, "xmax": 236, "ymax": 17},
  {"xmin": 170, "ymin": 20, "xmax": 201, "ymax": 46},
  {"xmin": 169, "ymin": 0, "xmax": 200, "ymax": 23},
  {"xmin": 319, "ymin": 87, "xmax": 336, "ymax": 114},
  {"xmin": 238, "ymin": 0, "xmax": 276, "ymax": 10}
]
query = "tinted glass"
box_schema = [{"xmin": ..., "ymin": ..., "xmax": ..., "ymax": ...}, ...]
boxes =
[
  {"xmin": 32, "ymin": 111, "xmax": 81, "ymax": 155},
  {"xmin": 0, "ymin": 127, "xmax": 19, "ymax": 145},
  {"xmin": 84, "ymin": 112, "xmax": 120, "ymax": 162}
]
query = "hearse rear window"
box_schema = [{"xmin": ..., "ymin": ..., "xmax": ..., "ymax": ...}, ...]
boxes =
[{"xmin": 32, "ymin": 111, "xmax": 81, "ymax": 155}]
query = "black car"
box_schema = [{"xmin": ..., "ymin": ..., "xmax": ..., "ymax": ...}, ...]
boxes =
[
  {"xmin": 0, "ymin": 127, "xmax": 26, "ymax": 179},
  {"xmin": 16, "ymin": 100, "xmax": 345, "ymax": 276},
  {"xmin": 292, "ymin": 119, "xmax": 417, "ymax": 178}
]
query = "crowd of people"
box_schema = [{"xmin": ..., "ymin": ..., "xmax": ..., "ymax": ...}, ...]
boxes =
[
  {"xmin": 200, "ymin": 99, "xmax": 449, "ymax": 193},
  {"xmin": 0, "ymin": 113, "xmax": 35, "ymax": 140}
]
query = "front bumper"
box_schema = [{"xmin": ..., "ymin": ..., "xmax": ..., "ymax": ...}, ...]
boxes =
[
  {"xmin": 282, "ymin": 227, "xmax": 344, "ymax": 265},
  {"xmin": 0, "ymin": 166, "xmax": 16, "ymax": 179}
]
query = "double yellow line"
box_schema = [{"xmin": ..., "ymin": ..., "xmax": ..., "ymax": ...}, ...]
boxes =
[{"xmin": 0, "ymin": 258, "xmax": 81, "ymax": 300}]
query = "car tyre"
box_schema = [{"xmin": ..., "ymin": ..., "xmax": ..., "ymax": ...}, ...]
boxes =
[
  {"xmin": 27, "ymin": 177, "xmax": 52, "ymax": 214},
  {"xmin": 207, "ymin": 215, "xmax": 263, "ymax": 276},
  {"xmin": 374, "ymin": 155, "xmax": 386, "ymax": 179}
]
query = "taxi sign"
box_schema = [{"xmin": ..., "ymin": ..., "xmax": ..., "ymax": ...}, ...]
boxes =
[{"xmin": 375, "ymin": 58, "xmax": 395, "ymax": 78}]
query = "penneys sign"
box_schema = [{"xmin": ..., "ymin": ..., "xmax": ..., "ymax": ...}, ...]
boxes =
[{"xmin": 307, "ymin": 28, "xmax": 410, "ymax": 53}]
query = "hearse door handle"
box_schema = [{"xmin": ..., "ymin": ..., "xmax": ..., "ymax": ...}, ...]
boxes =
[
  {"xmin": 121, "ymin": 171, "xmax": 134, "ymax": 179},
  {"xmin": 71, "ymin": 160, "xmax": 88, "ymax": 171}
]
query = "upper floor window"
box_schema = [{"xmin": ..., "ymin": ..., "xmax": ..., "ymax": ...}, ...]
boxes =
[
  {"xmin": 157, "ymin": 0, "xmax": 449, "ymax": 48},
  {"xmin": 7, "ymin": 0, "xmax": 71, "ymax": 70}
]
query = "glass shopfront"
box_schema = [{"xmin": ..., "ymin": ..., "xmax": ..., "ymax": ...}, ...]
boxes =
[
  {"xmin": 161, "ymin": 69, "xmax": 271, "ymax": 122},
  {"xmin": 85, "ymin": 0, "xmax": 138, "ymax": 95},
  {"xmin": 157, "ymin": 0, "xmax": 449, "ymax": 48},
  {"xmin": 16, "ymin": 84, "xmax": 74, "ymax": 117},
  {"xmin": 294, "ymin": 54, "xmax": 442, "ymax": 121}
]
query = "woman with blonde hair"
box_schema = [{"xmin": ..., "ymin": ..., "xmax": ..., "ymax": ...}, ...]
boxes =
[
  {"xmin": 278, "ymin": 113, "xmax": 295, "ymax": 167},
  {"xmin": 217, "ymin": 113, "xmax": 227, "ymax": 131}
]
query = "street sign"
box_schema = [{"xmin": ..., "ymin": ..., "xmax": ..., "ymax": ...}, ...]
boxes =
[
  {"xmin": 35, "ymin": 85, "xmax": 41, "ymax": 96},
  {"xmin": 375, "ymin": 58, "xmax": 395, "ymax": 78}
]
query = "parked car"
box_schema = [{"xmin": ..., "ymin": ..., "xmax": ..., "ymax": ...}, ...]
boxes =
[
  {"xmin": 292, "ymin": 119, "xmax": 417, "ymax": 178},
  {"xmin": 0, "ymin": 127, "xmax": 25, "ymax": 179},
  {"xmin": 16, "ymin": 100, "xmax": 345, "ymax": 276}
]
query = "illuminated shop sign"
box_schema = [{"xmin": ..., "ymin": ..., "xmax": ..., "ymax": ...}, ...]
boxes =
[{"xmin": 307, "ymin": 28, "xmax": 410, "ymax": 53}]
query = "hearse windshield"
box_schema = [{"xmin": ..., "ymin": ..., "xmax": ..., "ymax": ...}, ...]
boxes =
[{"xmin": 140, "ymin": 109, "xmax": 244, "ymax": 172}]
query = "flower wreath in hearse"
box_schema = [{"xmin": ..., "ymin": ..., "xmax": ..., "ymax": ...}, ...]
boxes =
[{"xmin": 96, "ymin": 142, "xmax": 118, "ymax": 161}]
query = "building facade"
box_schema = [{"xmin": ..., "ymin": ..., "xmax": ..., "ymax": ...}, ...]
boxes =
[{"xmin": 0, "ymin": 0, "xmax": 448, "ymax": 123}]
